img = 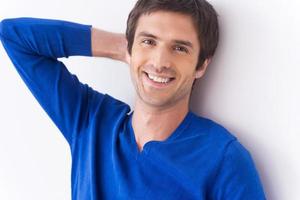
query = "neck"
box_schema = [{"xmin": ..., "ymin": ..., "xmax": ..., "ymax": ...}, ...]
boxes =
[{"xmin": 132, "ymin": 98, "xmax": 189, "ymax": 151}]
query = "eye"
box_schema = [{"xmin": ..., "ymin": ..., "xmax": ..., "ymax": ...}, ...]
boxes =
[
  {"xmin": 174, "ymin": 46, "xmax": 189, "ymax": 53},
  {"xmin": 142, "ymin": 39, "xmax": 155, "ymax": 46}
]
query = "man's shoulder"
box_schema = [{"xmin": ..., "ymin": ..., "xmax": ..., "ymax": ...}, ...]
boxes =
[
  {"xmin": 188, "ymin": 111, "xmax": 237, "ymax": 143},
  {"xmin": 188, "ymin": 112, "xmax": 254, "ymax": 163},
  {"xmin": 93, "ymin": 93, "xmax": 131, "ymax": 120}
]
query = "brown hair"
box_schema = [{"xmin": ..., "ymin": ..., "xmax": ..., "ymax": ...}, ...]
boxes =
[{"xmin": 126, "ymin": 0, "xmax": 219, "ymax": 69}]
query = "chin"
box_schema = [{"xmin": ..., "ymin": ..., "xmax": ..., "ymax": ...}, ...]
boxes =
[{"xmin": 139, "ymin": 93, "xmax": 177, "ymax": 109}]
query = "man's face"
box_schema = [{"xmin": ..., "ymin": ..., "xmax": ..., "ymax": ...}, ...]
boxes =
[{"xmin": 130, "ymin": 11, "xmax": 207, "ymax": 109}]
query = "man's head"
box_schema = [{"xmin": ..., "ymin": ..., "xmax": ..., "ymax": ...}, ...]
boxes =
[
  {"xmin": 126, "ymin": 0, "xmax": 219, "ymax": 69},
  {"xmin": 126, "ymin": 0, "xmax": 219, "ymax": 109}
]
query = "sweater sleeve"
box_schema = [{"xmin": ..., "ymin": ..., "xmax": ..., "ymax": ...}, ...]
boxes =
[
  {"xmin": 0, "ymin": 17, "xmax": 103, "ymax": 148},
  {"xmin": 210, "ymin": 140, "xmax": 266, "ymax": 200}
]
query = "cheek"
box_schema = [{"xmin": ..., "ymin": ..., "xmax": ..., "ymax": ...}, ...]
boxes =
[
  {"xmin": 180, "ymin": 60, "xmax": 198, "ymax": 77},
  {"xmin": 130, "ymin": 54, "xmax": 144, "ymax": 79},
  {"xmin": 131, "ymin": 48, "xmax": 148, "ymax": 71},
  {"xmin": 130, "ymin": 56, "xmax": 139, "ymax": 74},
  {"xmin": 130, "ymin": 47, "xmax": 139, "ymax": 69}
]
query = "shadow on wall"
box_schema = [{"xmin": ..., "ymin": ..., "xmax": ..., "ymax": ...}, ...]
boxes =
[{"xmin": 190, "ymin": 57, "xmax": 219, "ymax": 116}]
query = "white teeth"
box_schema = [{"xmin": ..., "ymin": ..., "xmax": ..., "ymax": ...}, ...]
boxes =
[{"xmin": 147, "ymin": 73, "xmax": 171, "ymax": 83}]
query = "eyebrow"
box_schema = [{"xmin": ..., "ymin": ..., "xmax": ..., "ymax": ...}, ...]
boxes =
[{"xmin": 137, "ymin": 31, "xmax": 194, "ymax": 50}]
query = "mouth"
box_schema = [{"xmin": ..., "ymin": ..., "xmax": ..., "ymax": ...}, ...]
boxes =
[{"xmin": 143, "ymin": 71, "xmax": 176, "ymax": 87}]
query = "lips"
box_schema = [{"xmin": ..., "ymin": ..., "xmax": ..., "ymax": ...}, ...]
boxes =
[
  {"xmin": 143, "ymin": 71, "xmax": 175, "ymax": 87},
  {"xmin": 148, "ymin": 73, "xmax": 172, "ymax": 83}
]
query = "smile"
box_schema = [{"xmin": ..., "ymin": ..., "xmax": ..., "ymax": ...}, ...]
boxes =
[
  {"xmin": 148, "ymin": 73, "xmax": 171, "ymax": 83},
  {"xmin": 142, "ymin": 71, "xmax": 176, "ymax": 89},
  {"xmin": 144, "ymin": 72, "xmax": 175, "ymax": 84}
]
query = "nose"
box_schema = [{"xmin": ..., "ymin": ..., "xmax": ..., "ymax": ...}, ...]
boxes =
[{"xmin": 151, "ymin": 46, "xmax": 172, "ymax": 72}]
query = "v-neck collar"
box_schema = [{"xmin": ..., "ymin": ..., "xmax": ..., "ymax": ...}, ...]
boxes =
[{"xmin": 127, "ymin": 111, "xmax": 193, "ymax": 157}]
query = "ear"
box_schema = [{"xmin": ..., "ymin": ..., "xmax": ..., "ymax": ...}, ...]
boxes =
[{"xmin": 195, "ymin": 58, "xmax": 211, "ymax": 79}]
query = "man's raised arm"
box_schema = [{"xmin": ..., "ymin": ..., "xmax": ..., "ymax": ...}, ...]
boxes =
[
  {"xmin": 91, "ymin": 27, "xmax": 129, "ymax": 63},
  {"xmin": 0, "ymin": 17, "xmax": 126, "ymax": 147}
]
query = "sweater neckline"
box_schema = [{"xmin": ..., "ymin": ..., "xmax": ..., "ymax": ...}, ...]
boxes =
[{"xmin": 127, "ymin": 111, "xmax": 193, "ymax": 156}]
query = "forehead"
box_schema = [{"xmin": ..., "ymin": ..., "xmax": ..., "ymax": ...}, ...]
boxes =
[{"xmin": 135, "ymin": 11, "xmax": 199, "ymax": 47}]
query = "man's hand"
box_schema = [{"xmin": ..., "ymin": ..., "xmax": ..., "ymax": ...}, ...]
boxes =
[{"xmin": 91, "ymin": 27, "xmax": 130, "ymax": 65}]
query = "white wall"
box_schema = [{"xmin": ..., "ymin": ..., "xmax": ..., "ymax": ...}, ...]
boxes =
[{"xmin": 0, "ymin": 0, "xmax": 299, "ymax": 199}]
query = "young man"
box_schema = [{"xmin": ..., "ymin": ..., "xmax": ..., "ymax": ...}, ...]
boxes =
[{"xmin": 0, "ymin": 0, "xmax": 266, "ymax": 199}]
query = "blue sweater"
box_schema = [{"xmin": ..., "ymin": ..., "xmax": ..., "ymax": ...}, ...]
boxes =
[{"xmin": 0, "ymin": 18, "xmax": 266, "ymax": 200}]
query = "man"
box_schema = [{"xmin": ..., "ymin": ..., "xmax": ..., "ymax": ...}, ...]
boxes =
[{"xmin": 0, "ymin": 0, "xmax": 266, "ymax": 199}]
